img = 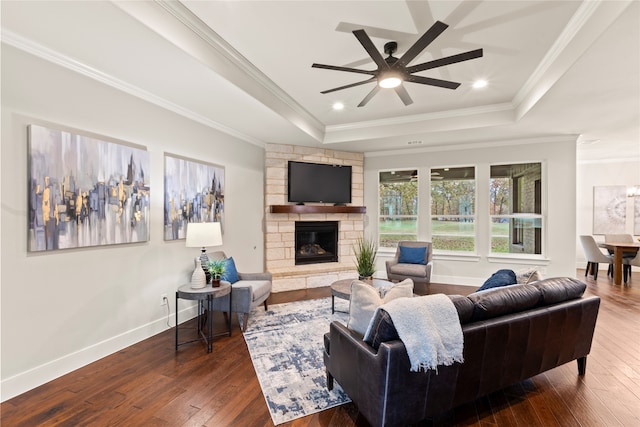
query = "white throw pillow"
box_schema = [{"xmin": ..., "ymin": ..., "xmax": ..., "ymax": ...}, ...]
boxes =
[{"xmin": 347, "ymin": 279, "xmax": 414, "ymax": 335}]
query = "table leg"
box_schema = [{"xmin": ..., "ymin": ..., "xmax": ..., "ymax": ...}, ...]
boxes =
[
  {"xmin": 228, "ymin": 287, "xmax": 232, "ymax": 337},
  {"xmin": 331, "ymin": 295, "xmax": 335, "ymax": 314},
  {"xmin": 613, "ymin": 247, "xmax": 623, "ymax": 285},
  {"xmin": 207, "ymin": 295, "xmax": 213, "ymax": 353},
  {"xmin": 175, "ymin": 292, "xmax": 179, "ymax": 351}
]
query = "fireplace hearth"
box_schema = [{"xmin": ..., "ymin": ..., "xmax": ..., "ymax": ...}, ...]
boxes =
[{"xmin": 295, "ymin": 221, "xmax": 338, "ymax": 265}]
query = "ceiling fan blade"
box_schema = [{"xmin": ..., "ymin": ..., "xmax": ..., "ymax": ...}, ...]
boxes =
[
  {"xmin": 395, "ymin": 20, "xmax": 449, "ymax": 68},
  {"xmin": 406, "ymin": 49, "xmax": 483, "ymax": 74},
  {"xmin": 320, "ymin": 77, "xmax": 376, "ymax": 94},
  {"xmin": 394, "ymin": 85, "xmax": 413, "ymax": 106},
  {"xmin": 312, "ymin": 63, "xmax": 376, "ymax": 76},
  {"xmin": 406, "ymin": 75, "xmax": 460, "ymax": 89},
  {"xmin": 357, "ymin": 85, "xmax": 381, "ymax": 107},
  {"xmin": 352, "ymin": 29, "xmax": 389, "ymax": 70}
]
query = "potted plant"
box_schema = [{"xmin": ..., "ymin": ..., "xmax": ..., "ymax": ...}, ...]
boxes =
[
  {"xmin": 206, "ymin": 259, "xmax": 226, "ymax": 287},
  {"xmin": 354, "ymin": 236, "xmax": 377, "ymax": 280}
]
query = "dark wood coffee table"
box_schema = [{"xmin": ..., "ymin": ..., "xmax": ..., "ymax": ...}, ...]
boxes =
[{"xmin": 330, "ymin": 278, "xmax": 393, "ymax": 313}]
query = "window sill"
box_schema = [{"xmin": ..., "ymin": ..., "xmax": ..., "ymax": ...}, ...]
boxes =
[
  {"xmin": 487, "ymin": 254, "xmax": 550, "ymax": 265},
  {"xmin": 433, "ymin": 253, "xmax": 481, "ymax": 262}
]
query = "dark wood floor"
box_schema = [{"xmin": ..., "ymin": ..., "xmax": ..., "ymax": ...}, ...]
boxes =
[{"xmin": 2, "ymin": 271, "xmax": 640, "ymax": 426}]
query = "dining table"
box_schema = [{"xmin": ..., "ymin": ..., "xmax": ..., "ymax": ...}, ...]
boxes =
[{"xmin": 601, "ymin": 242, "xmax": 640, "ymax": 285}]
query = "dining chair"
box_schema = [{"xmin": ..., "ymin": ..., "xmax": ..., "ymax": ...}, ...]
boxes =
[
  {"xmin": 579, "ymin": 235, "xmax": 613, "ymax": 280},
  {"xmin": 623, "ymin": 250, "xmax": 640, "ymax": 283},
  {"xmin": 604, "ymin": 234, "xmax": 635, "ymax": 280}
]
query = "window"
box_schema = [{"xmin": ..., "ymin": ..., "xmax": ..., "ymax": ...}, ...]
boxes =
[
  {"xmin": 379, "ymin": 170, "xmax": 418, "ymax": 248},
  {"xmin": 430, "ymin": 167, "xmax": 476, "ymax": 252},
  {"xmin": 490, "ymin": 163, "xmax": 542, "ymax": 255}
]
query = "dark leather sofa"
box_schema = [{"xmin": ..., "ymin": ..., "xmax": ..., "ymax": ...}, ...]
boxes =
[{"xmin": 323, "ymin": 277, "xmax": 600, "ymax": 427}]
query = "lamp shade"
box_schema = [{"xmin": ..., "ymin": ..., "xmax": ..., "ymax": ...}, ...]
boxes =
[{"xmin": 185, "ymin": 222, "xmax": 223, "ymax": 248}]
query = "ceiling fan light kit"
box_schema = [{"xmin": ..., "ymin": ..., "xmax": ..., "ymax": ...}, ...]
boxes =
[{"xmin": 312, "ymin": 20, "xmax": 483, "ymax": 107}]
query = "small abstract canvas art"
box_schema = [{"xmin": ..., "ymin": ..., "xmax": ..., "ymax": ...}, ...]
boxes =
[
  {"xmin": 164, "ymin": 154, "xmax": 225, "ymax": 240},
  {"xmin": 28, "ymin": 124, "xmax": 150, "ymax": 252},
  {"xmin": 592, "ymin": 186, "xmax": 626, "ymax": 235}
]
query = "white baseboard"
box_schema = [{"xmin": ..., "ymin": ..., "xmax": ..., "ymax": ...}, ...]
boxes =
[{"xmin": 0, "ymin": 305, "xmax": 198, "ymax": 403}]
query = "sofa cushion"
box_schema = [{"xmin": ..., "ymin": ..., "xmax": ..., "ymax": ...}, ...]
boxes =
[
  {"xmin": 221, "ymin": 257, "xmax": 240, "ymax": 283},
  {"xmin": 388, "ymin": 263, "xmax": 429, "ymax": 278},
  {"xmin": 467, "ymin": 283, "xmax": 541, "ymax": 321},
  {"xmin": 364, "ymin": 309, "xmax": 399, "ymax": 349},
  {"xmin": 347, "ymin": 280, "xmax": 413, "ymax": 335},
  {"xmin": 531, "ymin": 277, "xmax": 586, "ymax": 305},
  {"xmin": 448, "ymin": 294, "xmax": 475, "ymax": 324},
  {"xmin": 398, "ymin": 245, "xmax": 427, "ymax": 264},
  {"xmin": 476, "ymin": 269, "xmax": 517, "ymax": 292},
  {"xmin": 233, "ymin": 280, "xmax": 271, "ymax": 302}
]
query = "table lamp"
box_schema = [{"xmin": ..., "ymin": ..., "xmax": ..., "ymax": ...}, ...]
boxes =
[{"xmin": 185, "ymin": 222, "xmax": 223, "ymax": 288}]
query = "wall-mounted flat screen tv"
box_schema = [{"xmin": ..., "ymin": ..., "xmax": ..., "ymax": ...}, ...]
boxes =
[{"xmin": 288, "ymin": 161, "xmax": 352, "ymax": 204}]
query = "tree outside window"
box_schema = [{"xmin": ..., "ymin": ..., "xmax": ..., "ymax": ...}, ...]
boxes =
[
  {"xmin": 430, "ymin": 167, "xmax": 476, "ymax": 252},
  {"xmin": 490, "ymin": 163, "xmax": 542, "ymax": 254},
  {"xmin": 379, "ymin": 170, "xmax": 418, "ymax": 248}
]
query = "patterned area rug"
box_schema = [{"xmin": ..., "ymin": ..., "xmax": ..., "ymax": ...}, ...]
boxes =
[{"xmin": 242, "ymin": 297, "xmax": 351, "ymax": 425}]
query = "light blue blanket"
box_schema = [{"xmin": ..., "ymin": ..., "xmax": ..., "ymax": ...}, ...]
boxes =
[{"xmin": 364, "ymin": 294, "xmax": 464, "ymax": 372}]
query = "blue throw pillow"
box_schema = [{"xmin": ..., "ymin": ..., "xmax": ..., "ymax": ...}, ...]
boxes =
[
  {"xmin": 397, "ymin": 246, "xmax": 427, "ymax": 265},
  {"xmin": 221, "ymin": 257, "xmax": 240, "ymax": 284},
  {"xmin": 476, "ymin": 269, "xmax": 517, "ymax": 292}
]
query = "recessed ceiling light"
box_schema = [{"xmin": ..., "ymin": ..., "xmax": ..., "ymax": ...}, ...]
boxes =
[
  {"xmin": 472, "ymin": 79, "xmax": 488, "ymax": 89},
  {"xmin": 332, "ymin": 102, "xmax": 345, "ymax": 110}
]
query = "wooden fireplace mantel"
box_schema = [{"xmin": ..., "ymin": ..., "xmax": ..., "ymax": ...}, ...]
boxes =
[{"xmin": 270, "ymin": 205, "xmax": 366, "ymax": 214}]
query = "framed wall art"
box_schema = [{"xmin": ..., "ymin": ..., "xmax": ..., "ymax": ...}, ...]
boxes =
[
  {"xmin": 592, "ymin": 185, "xmax": 626, "ymax": 235},
  {"xmin": 28, "ymin": 124, "xmax": 150, "ymax": 252},
  {"xmin": 164, "ymin": 153, "xmax": 225, "ymax": 240}
]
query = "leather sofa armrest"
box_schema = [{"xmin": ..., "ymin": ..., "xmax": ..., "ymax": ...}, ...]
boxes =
[
  {"xmin": 238, "ymin": 272, "xmax": 272, "ymax": 281},
  {"xmin": 329, "ymin": 321, "xmax": 381, "ymax": 359}
]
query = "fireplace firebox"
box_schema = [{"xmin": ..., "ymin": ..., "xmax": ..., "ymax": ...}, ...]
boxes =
[{"xmin": 295, "ymin": 221, "xmax": 338, "ymax": 265}]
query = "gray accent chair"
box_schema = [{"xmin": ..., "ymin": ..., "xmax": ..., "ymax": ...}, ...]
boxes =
[
  {"xmin": 385, "ymin": 241, "xmax": 433, "ymax": 285},
  {"xmin": 208, "ymin": 251, "xmax": 272, "ymax": 332},
  {"xmin": 579, "ymin": 235, "xmax": 613, "ymax": 280}
]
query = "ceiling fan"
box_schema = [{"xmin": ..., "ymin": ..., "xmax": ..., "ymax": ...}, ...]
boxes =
[{"xmin": 312, "ymin": 20, "xmax": 483, "ymax": 107}]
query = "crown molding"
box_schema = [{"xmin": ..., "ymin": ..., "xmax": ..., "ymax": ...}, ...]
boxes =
[
  {"xmin": 1, "ymin": 29, "xmax": 266, "ymax": 148},
  {"xmin": 114, "ymin": 0, "xmax": 325, "ymax": 142},
  {"xmin": 513, "ymin": 0, "xmax": 633, "ymax": 121},
  {"xmin": 326, "ymin": 102, "xmax": 513, "ymax": 133},
  {"xmin": 323, "ymin": 102, "xmax": 515, "ymax": 144},
  {"xmin": 364, "ymin": 135, "xmax": 577, "ymax": 158}
]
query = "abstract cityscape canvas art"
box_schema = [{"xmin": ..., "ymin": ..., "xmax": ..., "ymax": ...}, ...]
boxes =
[
  {"xmin": 28, "ymin": 124, "xmax": 150, "ymax": 252},
  {"xmin": 164, "ymin": 154, "xmax": 225, "ymax": 240}
]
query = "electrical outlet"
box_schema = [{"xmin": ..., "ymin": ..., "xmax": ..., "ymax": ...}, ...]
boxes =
[{"xmin": 160, "ymin": 293, "xmax": 168, "ymax": 306}]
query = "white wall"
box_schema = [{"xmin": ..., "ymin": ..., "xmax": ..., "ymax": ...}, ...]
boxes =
[
  {"xmin": 1, "ymin": 45, "xmax": 265, "ymax": 400},
  {"xmin": 364, "ymin": 138, "xmax": 578, "ymax": 286},
  {"xmin": 576, "ymin": 158, "xmax": 640, "ymax": 270}
]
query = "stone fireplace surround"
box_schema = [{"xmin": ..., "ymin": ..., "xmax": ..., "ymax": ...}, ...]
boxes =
[{"xmin": 265, "ymin": 144, "xmax": 365, "ymax": 292}]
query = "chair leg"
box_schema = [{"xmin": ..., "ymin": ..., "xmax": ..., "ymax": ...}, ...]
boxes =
[
  {"xmin": 624, "ymin": 265, "xmax": 629, "ymax": 283},
  {"xmin": 608, "ymin": 264, "xmax": 613, "ymax": 278},
  {"xmin": 585, "ymin": 262, "xmax": 590, "ymax": 277},
  {"xmin": 242, "ymin": 313, "xmax": 249, "ymax": 332},
  {"xmin": 264, "ymin": 300, "xmax": 268, "ymax": 310},
  {"xmin": 593, "ymin": 263, "xmax": 599, "ymax": 280}
]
